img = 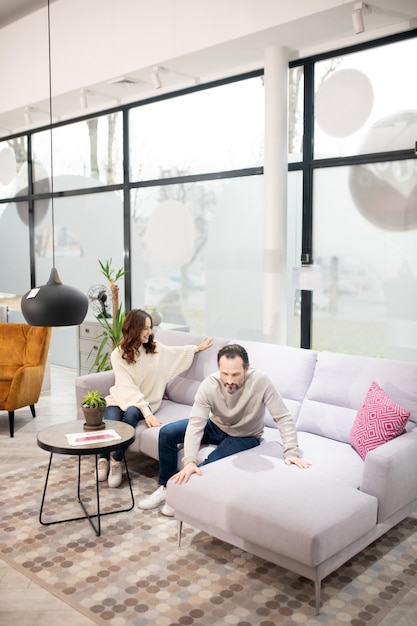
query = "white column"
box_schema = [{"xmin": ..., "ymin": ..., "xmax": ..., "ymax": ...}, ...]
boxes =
[{"xmin": 263, "ymin": 45, "xmax": 289, "ymax": 343}]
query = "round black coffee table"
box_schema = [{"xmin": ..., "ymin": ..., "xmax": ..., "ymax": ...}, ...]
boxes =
[{"xmin": 37, "ymin": 420, "xmax": 135, "ymax": 536}]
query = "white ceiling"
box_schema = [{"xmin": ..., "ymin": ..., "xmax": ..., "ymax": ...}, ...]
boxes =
[{"xmin": 0, "ymin": 0, "xmax": 416, "ymax": 137}]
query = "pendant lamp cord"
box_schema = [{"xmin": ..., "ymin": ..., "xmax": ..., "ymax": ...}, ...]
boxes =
[{"xmin": 47, "ymin": 0, "xmax": 56, "ymax": 268}]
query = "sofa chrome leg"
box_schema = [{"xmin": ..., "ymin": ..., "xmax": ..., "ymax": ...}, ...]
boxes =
[
  {"xmin": 314, "ymin": 580, "xmax": 321, "ymax": 615},
  {"xmin": 177, "ymin": 520, "xmax": 183, "ymax": 548}
]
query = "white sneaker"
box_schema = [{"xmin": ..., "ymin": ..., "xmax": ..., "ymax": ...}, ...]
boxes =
[
  {"xmin": 108, "ymin": 459, "xmax": 122, "ymax": 488},
  {"xmin": 96, "ymin": 458, "xmax": 109, "ymax": 482},
  {"xmin": 137, "ymin": 485, "xmax": 166, "ymax": 510},
  {"xmin": 160, "ymin": 502, "xmax": 174, "ymax": 517}
]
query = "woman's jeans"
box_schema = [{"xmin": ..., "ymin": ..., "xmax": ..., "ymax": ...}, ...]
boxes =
[
  {"xmin": 100, "ymin": 405, "xmax": 144, "ymax": 462},
  {"xmin": 158, "ymin": 418, "xmax": 261, "ymax": 486}
]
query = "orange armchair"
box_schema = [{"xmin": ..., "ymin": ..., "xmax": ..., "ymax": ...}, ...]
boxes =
[{"xmin": 0, "ymin": 323, "xmax": 51, "ymax": 437}]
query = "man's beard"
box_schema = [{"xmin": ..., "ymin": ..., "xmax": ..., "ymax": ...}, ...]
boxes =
[{"xmin": 223, "ymin": 381, "xmax": 243, "ymax": 394}]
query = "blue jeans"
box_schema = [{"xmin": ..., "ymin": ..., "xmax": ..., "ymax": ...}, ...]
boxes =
[
  {"xmin": 100, "ymin": 405, "xmax": 144, "ymax": 462},
  {"xmin": 158, "ymin": 418, "xmax": 261, "ymax": 486}
]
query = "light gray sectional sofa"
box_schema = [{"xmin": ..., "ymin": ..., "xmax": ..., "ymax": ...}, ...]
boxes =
[{"xmin": 74, "ymin": 328, "xmax": 417, "ymax": 614}]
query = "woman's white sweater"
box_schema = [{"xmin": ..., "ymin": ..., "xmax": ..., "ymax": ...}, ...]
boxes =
[{"xmin": 106, "ymin": 341, "xmax": 198, "ymax": 417}]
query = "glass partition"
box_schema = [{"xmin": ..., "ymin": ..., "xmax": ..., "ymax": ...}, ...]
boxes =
[
  {"xmin": 129, "ymin": 77, "xmax": 264, "ymax": 182},
  {"xmin": 0, "ymin": 199, "xmax": 30, "ymax": 297},
  {"xmin": 32, "ymin": 113, "xmax": 123, "ymax": 193},
  {"xmin": 288, "ymin": 66, "xmax": 304, "ymax": 163},
  {"xmin": 130, "ymin": 175, "xmax": 264, "ymax": 336},
  {"xmin": 34, "ymin": 186, "xmax": 125, "ymax": 311},
  {"xmin": 314, "ymin": 37, "xmax": 417, "ymax": 159},
  {"xmin": 26, "ymin": 187, "xmax": 124, "ymax": 369},
  {"xmin": 0, "ymin": 138, "xmax": 28, "ymax": 201},
  {"xmin": 287, "ymin": 170, "xmax": 303, "ymax": 346},
  {"xmin": 312, "ymin": 161, "xmax": 417, "ymax": 361}
]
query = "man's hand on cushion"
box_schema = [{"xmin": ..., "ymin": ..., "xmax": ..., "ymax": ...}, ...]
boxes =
[
  {"xmin": 285, "ymin": 456, "xmax": 312, "ymax": 469},
  {"xmin": 171, "ymin": 462, "xmax": 202, "ymax": 484}
]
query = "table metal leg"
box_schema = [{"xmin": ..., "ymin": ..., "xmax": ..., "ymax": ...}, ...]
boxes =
[
  {"xmin": 77, "ymin": 455, "xmax": 101, "ymax": 536},
  {"xmin": 39, "ymin": 453, "xmax": 135, "ymax": 536}
]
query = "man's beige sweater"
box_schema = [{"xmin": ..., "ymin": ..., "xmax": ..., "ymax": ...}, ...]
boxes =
[{"xmin": 183, "ymin": 369, "xmax": 299, "ymax": 465}]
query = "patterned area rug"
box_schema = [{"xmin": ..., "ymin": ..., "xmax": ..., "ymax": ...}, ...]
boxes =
[{"xmin": 1, "ymin": 452, "xmax": 417, "ymax": 626}]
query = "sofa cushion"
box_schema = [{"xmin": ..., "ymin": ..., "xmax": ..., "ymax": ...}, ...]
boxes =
[
  {"xmin": 349, "ymin": 381, "xmax": 411, "ymax": 460},
  {"xmin": 161, "ymin": 330, "xmax": 230, "ymax": 406},
  {"xmin": 297, "ymin": 351, "xmax": 417, "ymax": 443},
  {"xmin": 263, "ymin": 429, "xmax": 364, "ymax": 488},
  {"xmin": 138, "ymin": 399, "xmax": 193, "ymax": 459}
]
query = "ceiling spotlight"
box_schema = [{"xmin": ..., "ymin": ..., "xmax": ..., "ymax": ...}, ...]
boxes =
[
  {"xmin": 151, "ymin": 66, "xmax": 162, "ymax": 89},
  {"xmin": 24, "ymin": 107, "xmax": 32, "ymax": 124},
  {"xmin": 352, "ymin": 2, "xmax": 367, "ymax": 34},
  {"xmin": 108, "ymin": 75, "xmax": 141, "ymax": 87},
  {"xmin": 79, "ymin": 88, "xmax": 88, "ymax": 109}
]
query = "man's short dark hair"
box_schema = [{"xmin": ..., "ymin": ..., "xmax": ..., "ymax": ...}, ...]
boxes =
[{"xmin": 217, "ymin": 344, "xmax": 249, "ymax": 368}]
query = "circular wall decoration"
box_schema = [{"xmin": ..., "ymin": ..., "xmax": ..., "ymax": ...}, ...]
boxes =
[
  {"xmin": 315, "ymin": 69, "xmax": 374, "ymax": 138},
  {"xmin": 349, "ymin": 110, "xmax": 417, "ymax": 231}
]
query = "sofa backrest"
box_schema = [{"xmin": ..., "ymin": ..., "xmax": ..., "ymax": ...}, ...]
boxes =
[
  {"xmin": 228, "ymin": 339, "xmax": 318, "ymax": 424},
  {"xmin": 159, "ymin": 329, "xmax": 230, "ymax": 406},
  {"xmin": 297, "ymin": 351, "xmax": 417, "ymax": 443}
]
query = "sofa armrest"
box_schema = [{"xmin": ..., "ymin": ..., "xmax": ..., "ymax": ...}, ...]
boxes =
[
  {"xmin": 74, "ymin": 370, "xmax": 115, "ymax": 420},
  {"xmin": 360, "ymin": 429, "xmax": 417, "ymax": 522}
]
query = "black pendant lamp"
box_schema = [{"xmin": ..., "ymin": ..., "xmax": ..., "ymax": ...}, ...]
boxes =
[{"xmin": 21, "ymin": 0, "xmax": 88, "ymax": 327}]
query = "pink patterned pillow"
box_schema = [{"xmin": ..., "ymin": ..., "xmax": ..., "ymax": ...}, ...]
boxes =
[{"xmin": 350, "ymin": 381, "xmax": 410, "ymax": 460}]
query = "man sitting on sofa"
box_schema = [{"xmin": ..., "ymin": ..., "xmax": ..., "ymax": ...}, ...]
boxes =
[{"xmin": 138, "ymin": 343, "xmax": 311, "ymax": 516}]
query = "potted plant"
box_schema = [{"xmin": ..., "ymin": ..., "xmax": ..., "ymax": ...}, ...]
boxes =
[
  {"xmin": 81, "ymin": 390, "xmax": 107, "ymax": 431},
  {"xmin": 89, "ymin": 258, "xmax": 128, "ymax": 372},
  {"xmin": 145, "ymin": 304, "xmax": 163, "ymax": 327}
]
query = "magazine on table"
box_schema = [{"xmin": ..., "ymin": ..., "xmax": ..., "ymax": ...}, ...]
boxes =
[{"xmin": 65, "ymin": 429, "xmax": 122, "ymax": 446}]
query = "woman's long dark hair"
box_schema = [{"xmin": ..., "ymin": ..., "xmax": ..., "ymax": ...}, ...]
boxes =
[{"xmin": 119, "ymin": 309, "xmax": 157, "ymax": 364}]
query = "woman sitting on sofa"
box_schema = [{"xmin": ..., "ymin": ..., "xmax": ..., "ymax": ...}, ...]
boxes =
[{"xmin": 97, "ymin": 308, "xmax": 212, "ymax": 487}]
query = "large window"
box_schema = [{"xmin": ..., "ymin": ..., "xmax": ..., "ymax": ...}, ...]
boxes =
[
  {"xmin": 129, "ymin": 78, "xmax": 264, "ymax": 181},
  {"xmin": 130, "ymin": 175, "xmax": 264, "ymax": 337},
  {"xmin": 128, "ymin": 75, "xmax": 264, "ymax": 335},
  {"xmin": 32, "ymin": 113, "xmax": 123, "ymax": 192},
  {"xmin": 292, "ymin": 32, "xmax": 417, "ymax": 363},
  {"xmin": 0, "ymin": 139, "xmax": 28, "ymax": 202},
  {"xmin": 0, "ymin": 72, "xmax": 264, "ymax": 367},
  {"xmin": 314, "ymin": 37, "xmax": 417, "ymax": 159}
]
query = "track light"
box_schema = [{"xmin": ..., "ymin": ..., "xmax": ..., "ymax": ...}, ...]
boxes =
[
  {"xmin": 151, "ymin": 66, "xmax": 162, "ymax": 89},
  {"xmin": 352, "ymin": 2, "xmax": 367, "ymax": 34},
  {"xmin": 79, "ymin": 88, "xmax": 88, "ymax": 109}
]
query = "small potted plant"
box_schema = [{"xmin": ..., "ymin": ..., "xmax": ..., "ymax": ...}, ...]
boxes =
[
  {"xmin": 81, "ymin": 390, "xmax": 107, "ymax": 431},
  {"xmin": 145, "ymin": 304, "xmax": 163, "ymax": 327}
]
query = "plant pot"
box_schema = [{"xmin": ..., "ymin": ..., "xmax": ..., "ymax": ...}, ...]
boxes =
[
  {"xmin": 151, "ymin": 310, "xmax": 163, "ymax": 326},
  {"xmin": 82, "ymin": 406, "xmax": 106, "ymax": 431}
]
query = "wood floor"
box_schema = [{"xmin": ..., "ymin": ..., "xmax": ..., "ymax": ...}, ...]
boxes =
[{"xmin": 1, "ymin": 365, "xmax": 417, "ymax": 625}]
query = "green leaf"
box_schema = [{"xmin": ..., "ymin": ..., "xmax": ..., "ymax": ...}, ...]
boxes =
[{"xmin": 81, "ymin": 390, "xmax": 107, "ymax": 408}]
